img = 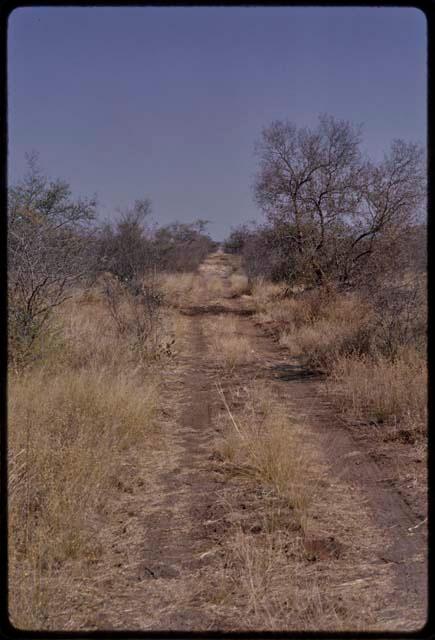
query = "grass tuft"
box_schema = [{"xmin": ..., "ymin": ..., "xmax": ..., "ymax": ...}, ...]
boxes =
[
  {"xmin": 229, "ymin": 274, "xmax": 251, "ymax": 297},
  {"xmin": 209, "ymin": 316, "xmax": 256, "ymax": 370},
  {"xmin": 217, "ymin": 382, "xmax": 317, "ymax": 521},
  {"xmin": 329, "ymin": 348, "xmax": 427, "ymax": 433}
]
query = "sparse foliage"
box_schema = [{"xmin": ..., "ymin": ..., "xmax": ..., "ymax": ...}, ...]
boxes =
[
  {"xmin": 98, "ymin": 198, "xmax": 155, "ymax": 289},
  {"xmin": 253, "ymin": 115, "xmax": 426, "ymax": 287},
  {"xmin": 8, "ymin": 153, "xmax": 97, "ymax": 366},
  {"xmin": 153, "ymin": 220, "xmax": 217, "ymax": 272},
  {"xmin": 97, "ymin": 200, "xmax": 165, "ymax": 359}
]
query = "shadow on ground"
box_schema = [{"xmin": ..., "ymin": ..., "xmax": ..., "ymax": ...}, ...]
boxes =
[
  {"xmin": 181, "ymin": 304, "xmax": 255, "ymax": 317},
  {"xmin": 269, "ymin": 362, "xmax": 324, "ymax": 382}
]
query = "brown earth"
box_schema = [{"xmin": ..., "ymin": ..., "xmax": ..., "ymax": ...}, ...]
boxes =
[{"xmin": 72, "ymin": 251, "xmax": 427, "ymax": 632}]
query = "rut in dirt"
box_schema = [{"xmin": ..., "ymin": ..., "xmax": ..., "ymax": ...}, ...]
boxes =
[
  {"xmin": 134, "ymin": 313, "xmax": 230, "ymax": 630},
  {"xmin": 130, "ymin": 251, "xmax": 427, "ymax": 631},
  {"xmin": 236, "ymin": 311, "xmax": 427, "ymax": 628}
]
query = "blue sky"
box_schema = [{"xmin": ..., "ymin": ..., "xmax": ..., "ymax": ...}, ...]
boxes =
[{"xmin": 8, "ymin": 6, "xmax": 426, "ymax": 240}]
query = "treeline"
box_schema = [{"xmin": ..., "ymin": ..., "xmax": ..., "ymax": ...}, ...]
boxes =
[
  {"xmin": 223, "ymin": 114, "xmax": 427, "ymax": 438},
  {"xmin": 224, "ymin": 114, "xmax": 426, "ymax": 291},
  {"xmin": 8, "ymin": 153, "xmax": 217, "ymax": 366}
]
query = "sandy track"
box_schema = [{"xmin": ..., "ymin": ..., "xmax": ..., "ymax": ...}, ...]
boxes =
[
  {"xmin": 237, "ymin": 313, "xmax": 427, "ymax": 629},
  {"xmin": 136, "ymin": 314, "xmax": 228, "ymax": 630},
  {"xmin": 87, "ymin": 252, "xmax": 426, "ymax": 631}
]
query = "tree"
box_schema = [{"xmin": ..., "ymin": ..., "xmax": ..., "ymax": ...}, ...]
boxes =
[
  {"xmin": 223, "ymin": 225, "xmax": 250, "ymax": 254},
  {"xmin": 254, "ymin": 115, "xmax": 426, "ymax": 287},
  {"xmin": 153, "ymin": 220, "xmax": 216, "ymax": 272},
  {"xmin": 98, "ymin": 198, "xmax": 155, "ymax": 289},
  {"xmin": 342, "ymin": 139, "xmax": 426, "ymax": 286},
  {"xmin": 8, "ymin": 153, "xmax": 97, "ymax": 364}
]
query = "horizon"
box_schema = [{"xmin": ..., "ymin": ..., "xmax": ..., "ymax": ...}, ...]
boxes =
[{"xmin": 8, "ymin": 6, "xmax": 426, "ymax": 240}]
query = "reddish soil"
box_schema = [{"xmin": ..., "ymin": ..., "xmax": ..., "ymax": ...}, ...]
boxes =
[
  {"xmin": 237, "ymin": 313, "xmax": 427, "ymax": 628},
  {"xmin": 81, "ymin": 252, "xmax": 427, "ymax": 631}
]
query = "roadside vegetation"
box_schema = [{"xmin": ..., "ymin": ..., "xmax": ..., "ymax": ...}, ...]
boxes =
[
  {"xmin": 7, "ymin": 154, "xmax": 215, "ymax": 628},
  {"xmin": 228, "ymin": 273, "xmax": 251, "ymax": 298},
  {"xmin": 216, "ymin": 381, "xmax": 316, "ymax": 523},
  {"xmin": 224, "ymin": 114, "xmax": 427, "ymax": 440},
  {"xmin": 209, "ymin": 315, "xmax": 256, "ymax": 371},
  {"xmin": 204, "ymin": 297, "xmax": 398, "ymax": 631},
  {"xmin": 249, "ymin": 277, "xmax": 426, "ymax": 437}
]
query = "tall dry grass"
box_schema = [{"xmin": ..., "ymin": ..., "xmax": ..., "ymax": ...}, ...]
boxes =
[
  {"xmin": 213, "ymin": 380, "xmax": 390, "ymax": 631},
  {"xmin": 209, "ymin": 315, "xmax": 257, "ymax": 371},
  {"xmin": 221, "ymin": 527, "xmax": 348, "ymax": 630},
  {"xmin": 217, "ymin": 382, "xmax": 318, "ymax": 524},
  {"xmin": 329, "ymin": 348, "xmax": 427, "ymax": 433},
  {"xmin": 252, "ymin": 278, "xmax": 427, "ymax": 435},
  {"xmin": 8, "ymin": 286, "xmax": 168, "ymax": 629},
  {"xmin": 205, "ymin": 275, "xmax": 227, "ymax": 298},
  {"xmin": 160, "ymin": 272, "xmax": 203, "ymax": 307},
  {"xmin": 251, "ymin": 278, "xmax": 286, "ymax": 313},
  {"xmin": 229, "ymin": 274, "xmax": 251, "ymax": 297},
  {"xmin": 61, "ymin": 288, "xmax": 183, "ymax": 369}
]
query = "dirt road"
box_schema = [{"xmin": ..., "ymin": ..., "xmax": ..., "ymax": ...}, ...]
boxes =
[{"xmin": 83, "ymin": 251, "xmax": 427, "ymax": 631}]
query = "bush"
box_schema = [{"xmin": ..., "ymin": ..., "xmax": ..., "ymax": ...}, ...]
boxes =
[
  {"xmin": 8, "ymin": 154, "xmax": 97, "ymax": 368},
  {"xmin": 153, "ymin": 220, "xmax": 217, "ymax": 272}
]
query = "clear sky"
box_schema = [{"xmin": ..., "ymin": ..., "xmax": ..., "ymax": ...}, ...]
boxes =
[{"xmin": 8, "ymin": 6, "xmax": 426, "ymax": 240}]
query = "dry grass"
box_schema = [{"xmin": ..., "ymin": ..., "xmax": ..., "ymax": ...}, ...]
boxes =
[
  {"xmin": 57, "ymin": 288, "xmax": 184, "ymax": 371},
  {"xmin": 218, "ymin": 520, "xmax": 399, "ymax": 631},
  {"xmin": 220, "ymin": 528, "xmax": 346, "ymax": 631},
  {"xmin": 209, "ymin": 315, "xmax": 257, "ymax": 371},
  {"xmin": 257, "ymin": 287, "xmax": 369, "ymax": 334},
  {"xmin": 8, "ymin": 286, "xmax": 167, "ymax": 629},
  {"xmin": 251, "ymin": 278, "xmax": 286, "ymax": 312},
  {"xmin": 278, "ymin": 313, "xmax": 370, "ymax": 371},
  {"xmin": 329, "ymin": 348, "xmax": 427, "ymax": 433},
  {"xmin": 256, "ymin": 298, "xmax": 299, "ymax": 329},
  {"xmin": 9, "ymin": 368, "xmax": 160, "ymax": 629},
  {"xmin": 229, "ymin": 274, "xmax": 251, "ymax": 297},
  {"xmin": 205, "ymin": 275, "xmax": 227, "ymax": 298},
  {"xmin": 160, "ymin": 270, "xmax": 232, "ymax": 306},
  {"xmin": 253, "ymin": 278, "xmax": 427, "ymax": 435},
  {"xmin": 212, "ymin": 380, "xmax": 395, "ymax": 631},
  {"xmin": 213, "ymin": 382, "xmax": 329, "ymax": 628},
  {"xmin": 160, "ymin": 272, "xmax": 205, "ymax": 307},
  {"xmin": 217, "ymin": 381, "xmax": 318, "ymax": 523}
]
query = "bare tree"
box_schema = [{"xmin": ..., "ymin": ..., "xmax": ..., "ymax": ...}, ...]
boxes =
[
  {"xmin": 153, "ymin": 220, "xmax": 216, "ymax": 272},
  {"xmin": 97, "ymin": 199, "xmax": 166, "ymax": 359},
  {"xmin": 342, "ymin": 140, "xmax": 426, "ymax": 285},
  {"xmin": 8, "ymin": 153, "xmax": 97, "ymax": 365},
  {"xmin": 97, "ymin": 204, "xmax": 216, "ymax": 358},
  {"xmin": 254, "ymin": 115, "xmax": 426, "ymax": 287},
  {"xmin": 98, "ymin": 198, "xmax": 156, "ymax": 291}
]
